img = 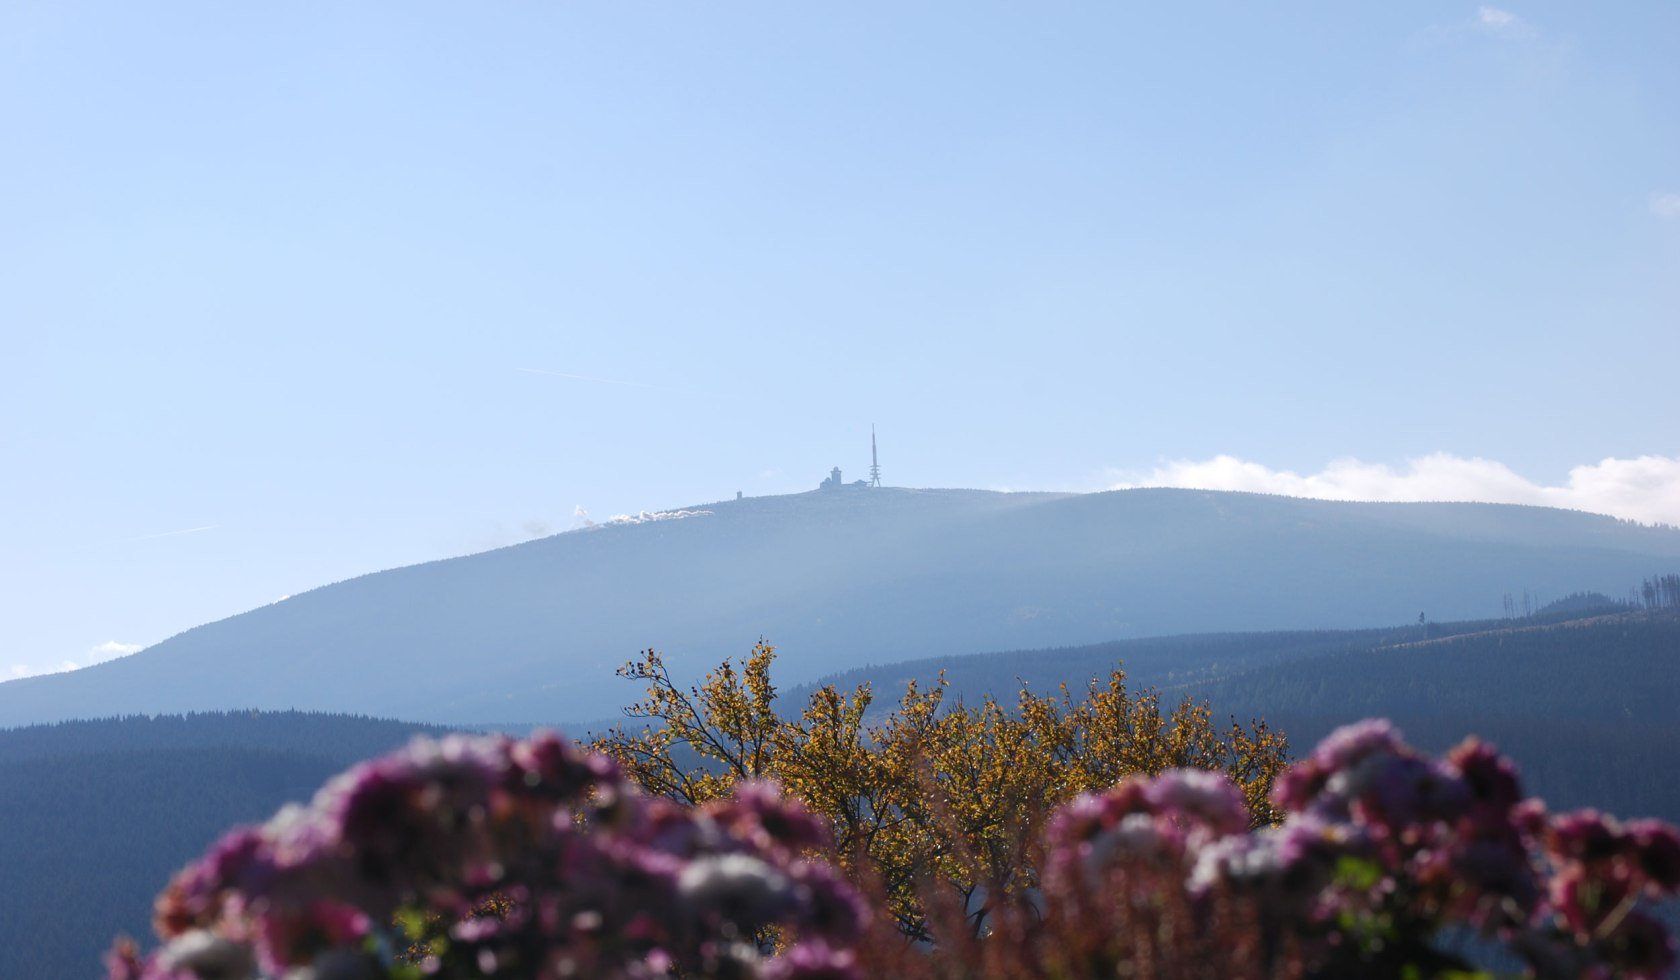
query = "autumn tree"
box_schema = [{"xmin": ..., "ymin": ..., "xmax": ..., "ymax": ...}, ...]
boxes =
[{"xmin": 589, "ymin": 642, "xmax": 1289, "ymax": 939}]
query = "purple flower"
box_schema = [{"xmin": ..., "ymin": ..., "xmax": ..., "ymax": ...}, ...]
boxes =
[
  {"xmin": 1313, "ymin": 718, "xmax": 1408, "ymax": 772},
  {"xmin": 1349, "ymin": 754, "xmax": 1469, "ymax": 829},
  {"xmin": 251, "ymin": 900, "xmax": 369, "ymax": 974},
  {"xmin": 787, "ymin": 859, "xmax": 870, "ymax": 942},
  {"xmin": 1143, "ymin": 769, "xmax": 1249, "ymax": 836},
  {"xmin": 1446, "ymin": 738, "xmax": 1523, "ymax": 811},
  {"xmin": 1626, "ymin": 819, "xmax": 1680, "ymax": 893},
  {"xmin": 1447, "ymin": 836, "xmax": 1533, "ymax": 902},
  {"xmin": 1275, "ymin": 719, "xmax": 1412, "ymax": 816},
  {"xmin": 505, "ymin": 729, "xmax": 606, "ymax": 803},
  {"xmin": 720, "ymin": 781, "xmax": 833, "ymax": 854},
  {"xmin": 1548, "ymin": 810, "xmax": 1628, "ymax": 865},
  {"xmin": 1271, "ymin": 762, "xmax": 1331, "ymax": 813}
]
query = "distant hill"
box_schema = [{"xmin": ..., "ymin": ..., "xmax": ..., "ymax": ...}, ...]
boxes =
[
  {"xmin": 794, "ymin": 596, "xmax": 1635, "ymax": 705},
  {"xmin": 805, "ymin": 607, "xmax": 1680, "ymax": 827},
  {"xmin": 0, "ymin": 711, "xmax": 459, "ymax": 979},
  {"xmin": 1188, "ymin": 610, "xmax": 1680, "ymax": 825},
  {"xmin": 4, "ymin": 488, "xmax": 1679, "ymax": 727}
]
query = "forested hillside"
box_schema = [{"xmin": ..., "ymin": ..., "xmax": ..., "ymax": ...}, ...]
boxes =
[
  {"xmin": 0, "ymin": 709, "xmax": 455, "ymax": 766},
  {"xmin": 1189, "ymin": 610, "xmax": 1680, "ymax": 825},
  {"xmin": 807, "ymin": 604, "xmax": 1680, "ymax": 827},
  {"xmin": 0, "ymin": 712, "xmax": 459, "ymax": 979},
  {"xmin": 798, "ymin": 596, "xmax": 1629, "ymax": 717}
]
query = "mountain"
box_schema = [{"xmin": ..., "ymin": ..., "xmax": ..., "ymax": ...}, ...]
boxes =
[{"xmin": 4, "ymin": 487, "xmax": 1679, "ymax": 727}]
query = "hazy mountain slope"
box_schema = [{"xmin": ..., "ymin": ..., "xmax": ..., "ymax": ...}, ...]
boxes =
[
  {"xmin": 4, "ymin": 488, "xmax": 1678, "ymax": 727},
  {"xmin": 0, "ymin": 712, "xmax": 459, "ymax": 980}
]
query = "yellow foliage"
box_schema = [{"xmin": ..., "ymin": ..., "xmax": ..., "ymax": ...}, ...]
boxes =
[{"xmin": 590, "ymin": 642, "xmax": 1289, "ymax": 938}]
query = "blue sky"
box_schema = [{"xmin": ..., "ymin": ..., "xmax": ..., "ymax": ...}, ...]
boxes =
[{"xmin": 2, "ymin": 2, "xmax": 1677, "ymax": 679}]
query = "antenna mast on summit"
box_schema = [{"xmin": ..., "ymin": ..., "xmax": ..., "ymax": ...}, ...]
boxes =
[{"xmin": 870, "ymin": 425, "xmax": 882, "ymax": 487}]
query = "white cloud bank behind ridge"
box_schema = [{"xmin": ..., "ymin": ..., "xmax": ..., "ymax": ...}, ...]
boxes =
[
  {"xmin": 7, "ymin": 640, "xmax": 141, "ymax": 682},
  {"xmin": 1111, "ymin": 453, "xmax": 1680, "ymax": 527}
]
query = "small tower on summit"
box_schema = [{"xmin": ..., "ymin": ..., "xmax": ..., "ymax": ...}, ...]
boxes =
[{"xmin": 869, "ymin": 425, "xmax": 882, "ymax": 488}]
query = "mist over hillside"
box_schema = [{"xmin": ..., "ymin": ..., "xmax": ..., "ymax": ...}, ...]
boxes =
[{"xmin": 4, "ymin": 487, "xmax": 1678, "ymax": 728}]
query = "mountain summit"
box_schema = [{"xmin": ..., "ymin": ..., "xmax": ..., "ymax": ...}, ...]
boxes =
[{"xmin": 4, "ymin": 488, "xmax": 1678, "ymax": 727}]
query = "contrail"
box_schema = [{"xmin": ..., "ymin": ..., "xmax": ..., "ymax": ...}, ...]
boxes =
[
  {"xmin": 514, "ymin": 367, "xmax": 699, "ymax": 395},
  {"xmin": 128, "ymin": 525, "xmax": 217, "ymax": 542}
]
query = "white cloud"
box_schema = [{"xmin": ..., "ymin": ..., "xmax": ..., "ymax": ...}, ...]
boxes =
[
  {"xmin": 1110, "ymin": 453, "xmax": 1680, "ymax": 527},
  {"xmin": 1473, "ymin": 6, "xmax": 1538, "ymax": 40},
  {"xmin": 88, "ymin": 640, "xmax": 142, "ymax": 661},
  {"xmin": 1651, "ymin": 192, "xmax": 1680, "ymax": 220},
  {"xmin": 2, "ymin": 640, "xmax": 142, "ymax": 683},
  {"xmin": 603, "ymin": 509, "xmax": 713, "ymax": 526},
  {"xmin": 1478, "ymin": 6, "xmax": 1518, "ymax": 28},
  {"xmin": 6, "ymin": 662, "xmax": 51, "ymax": 681}
]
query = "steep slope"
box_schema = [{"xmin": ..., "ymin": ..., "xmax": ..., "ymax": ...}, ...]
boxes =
[{"xmin": 3, "ymin": 488, "xmax": 1678, "ymax": 727}]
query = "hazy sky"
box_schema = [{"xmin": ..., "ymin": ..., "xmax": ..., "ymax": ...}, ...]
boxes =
[{"xmin": 3, "ymin": 2, "xmax": 1677, "ymax": 679}]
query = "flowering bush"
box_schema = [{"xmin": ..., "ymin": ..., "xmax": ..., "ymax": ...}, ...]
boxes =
[
  {"xmin": 109, "ymin": 721, "xmax": 1680, "ymax": 979},
  {"xmin": 106, "ymin": 732, "xmax": 865, "ymax": 980},
  {"xmin": 1018, "ymin": 719, "xmax": 1680, "ymax": 978}
]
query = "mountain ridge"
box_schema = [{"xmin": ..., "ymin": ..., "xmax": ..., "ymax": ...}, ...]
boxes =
[{"xmin": 4, "ymin": 487, "xmax": 1678, "ymax": 727}]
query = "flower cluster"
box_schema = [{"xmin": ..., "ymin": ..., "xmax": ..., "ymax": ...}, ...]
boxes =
[
  {"xmin": 1042, "ymin": 719, "xmax": 1680, "ymax": 978},
  {"xmin": 107, "ymin": 732, "xmax": 866, "ymax": 980}
]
